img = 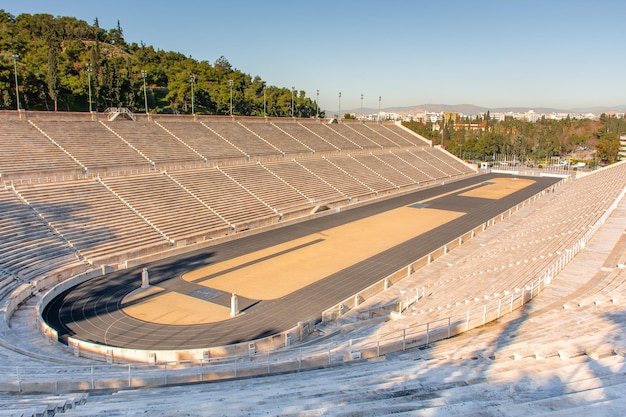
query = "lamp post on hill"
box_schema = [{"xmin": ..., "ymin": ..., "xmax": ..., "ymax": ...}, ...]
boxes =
[
  {"xmin": 263, "ymin": 84, "xmax": 267, "ymax": 117},
  {"xmin": 189, "ymin": 74, "xmax": 196, "ymax": 115},
  {"xmin": 11, "ymin": 54, "xmax": 20, "ymax": 111},
  {"xmin": 338, "ymin": 92, "xmax": 341, "ymax": 120},
  {"xmin": 316, "ymin": 89, "xmax": 319, "ymax": 119},
  {"xmin": 360, "ymin": 94, "xmax": 363, "ymax": 121},
  {"xmin": 291, "ymin": 86, "xmax": 295, "ymax": 117},
  {"xmin": 141, "ymin": 70, "xmax": 148, "ymax": 114}
]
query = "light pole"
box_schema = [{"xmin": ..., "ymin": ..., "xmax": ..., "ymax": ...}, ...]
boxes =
[
  {"xmin": 11, "ymin": 54, "xmax": 20, "ymax": 111},
  {"xmin": 378, "ymin": 96, "xmax": 381, "ymax": 123},
  {"xmin": 263, "ymin": 85, "xmax": 267, "ymax": 117},
  {"xmin": 87, "ymin": 63, "xmax": 93, "ymax": 112},
  {"xmin": 229, "ymin": 79, "xmax": 233, "ymax": 116},
  {"xmin": 316, "ymin": 89, "xmax": 319, "ymax": 119},
  {"xmin": 338, "ymin": 92, "xmax": 341, "ymax": 120},
  {"xmin": 360, "ymin": 94, "xmax": 363, "ymax": 121},
  {"xmin": 291, "ymin": 86, "xmax": 295, "ymax": 117},
  {"xmin": 141, "ymin": 70, "xmax": 148, "ymax": 114},
  {"xmin": 189, "ymin": 74, "xmax": 196, "ymax": 115}
]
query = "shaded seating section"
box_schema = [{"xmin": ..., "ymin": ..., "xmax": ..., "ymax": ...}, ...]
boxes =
[
  {"xmin": 220, "ymin": 163, "xmax": 311, "ymax": 216},
  {"xmin": 325, "ymin": 155, "xmax": 397, "ymax": 193},
  {"xmin": 156, "ymin": 120, "xmax": 246, "ymax": 162},
  {"xmin": 350, "ymin": 153, "xmax": 414, "ymax": 188},
  {"xmin": 16, "ymin": 180, "xmax": 168, "ymax": 263},
  {"xmin": 299, "ymin": 123, "xmax": 362, "ymax": 150},
  {"xmin": 0, "ymin": 187, "xmax": 81, "ymax": 281},
  {"xmin": 102, "ymin": 173, "xmax": 231, "ymax": 242},
  {"xmin": 102, "ymin": 121, "xmax": 204, "ymax": 166},
  {"xmin": 241, "ymin": 121, "xmax": 313, "ymax": 156},
  {"xmin": 169, "ymin": 168, "xmax": 279, "ymax": 230},
  {"xmin": 324, "ymin": 123, "xmax": 382, "ymax": 149},
  {"xmin": 273, "ymin": 122, "xmax": 339, "ymax": 153},
  {"xmin": 262, "ymin": 160, "xmax": 347, "ymax": 205},
  {"xmin": 0, "ymin": 120, "xmax": 81, "ymax": 181},
  {"xmin": 344, "ymin": 122, "xmax": 402, "ymax": 148},
  {"xmin": 31, "ymin": 120, "xmax": 151, "ymax": 174},
  {"xmin": 297, "ymin": 158, "xmax": 375, "ymax": 199},
  {"xmin": 203, "ymin": 121, "xmax": 280, "ymax": 157}
]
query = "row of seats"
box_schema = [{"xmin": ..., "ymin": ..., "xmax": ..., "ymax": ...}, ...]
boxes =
[
  {"xmin": 0, "ymin": 119, "xmax": 431, "ymax": 183},
  {"xmin": 0, "ymin": 186, "xmax": 84, "ymax": 282},
  {"xmin": 33, "ymin": 120, "xmax": 151, "ymax": 169},
  {"xmin": 0, "ymin": 121, "xmax": 80, "ymax": 176},
  {"xmin": 0, "ymin": 392, "xmax": 88, "ymax": 417},
  {"xmin": 14, "ymin": 180, "xmax": 167, "ymax": 263}
]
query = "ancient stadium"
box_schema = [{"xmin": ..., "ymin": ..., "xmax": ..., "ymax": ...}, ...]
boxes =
[{"xmin": 0, "ymin": 108, "xmax": 625, "ymax": 416}]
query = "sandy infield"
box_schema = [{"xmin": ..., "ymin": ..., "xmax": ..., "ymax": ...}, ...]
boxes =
[
  {"xmin": 460, "ymin": 177, "xmax": 535, "ymax": 199},
  {"xmin": 186, "ymin": 207, "xmax": 463, "ymax": 299}
]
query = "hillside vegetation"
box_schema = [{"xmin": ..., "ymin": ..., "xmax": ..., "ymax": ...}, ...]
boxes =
[{"xmin": 0, "ymin": 11, "xmax": 320, "ymax": 116}]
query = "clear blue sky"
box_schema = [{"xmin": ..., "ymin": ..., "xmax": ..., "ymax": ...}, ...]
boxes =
[{"xmin": 2, "ymin": 0, "xmax": 625, "ymax": 112}]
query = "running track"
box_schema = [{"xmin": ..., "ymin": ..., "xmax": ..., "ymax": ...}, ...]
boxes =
[{"xmin": 43, "ymin": 174, "xmax": 561, "ymax": 350}]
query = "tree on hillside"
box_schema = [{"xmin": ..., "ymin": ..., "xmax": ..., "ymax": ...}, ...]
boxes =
[
  {"xmin": 596, "ymin": 132, "xmax": 621, "ymax": 163},
  {"xmin": 46, "ymin": 41, "xmax": 59, "ymax": 110}
]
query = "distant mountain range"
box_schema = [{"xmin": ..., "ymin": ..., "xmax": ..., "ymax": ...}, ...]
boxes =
[{"xmin": 337, "ymin": 104, "xmax": 626, "ymax": 116}]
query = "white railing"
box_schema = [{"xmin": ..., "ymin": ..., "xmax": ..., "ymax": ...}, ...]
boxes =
[{"xmin": 104, "ymin": 107, "xmax": 137, "ymax": 121}]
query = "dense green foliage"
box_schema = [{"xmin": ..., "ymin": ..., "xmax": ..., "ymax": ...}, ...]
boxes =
[
  {"xmin": 0, "ymin": 11, "xmax": 322, "ymax": 116},
  {"xmin": 404, "ymin": 114, "xmax": 625, "ymax": 165}
]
